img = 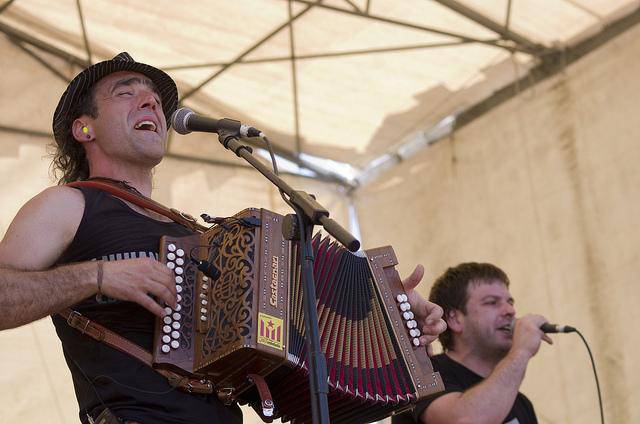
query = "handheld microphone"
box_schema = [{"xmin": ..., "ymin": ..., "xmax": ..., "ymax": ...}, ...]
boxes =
[
  {"xmin": 171, "ymin": 107, "xmax": 264, "ymax": 138},
  {"xmin": 540, "ymin": 323, "xmax": 576, "ymax": 333},
  {"xmin": 508, "ymin": 321, "xmax": 576, "ymax": 333}
]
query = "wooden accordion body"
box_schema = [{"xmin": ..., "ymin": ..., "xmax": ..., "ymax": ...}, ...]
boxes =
[{"xmin": 153, "ymin": 208, "xmax": 443, "ymax": 423}]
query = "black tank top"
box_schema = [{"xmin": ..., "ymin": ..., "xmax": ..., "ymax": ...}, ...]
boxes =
[{"xmin": 51, "ymin": 186, "xmax": 242, "ymax": 424}]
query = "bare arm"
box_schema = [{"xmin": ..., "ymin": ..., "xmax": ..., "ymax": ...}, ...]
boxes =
[
  {"xmin": 0, "ymin": 186, "xmax": 177, "ymax": 330},
  {"xmin": 422, "ymin": 315, "xmax": 552, "ymax": 424}
]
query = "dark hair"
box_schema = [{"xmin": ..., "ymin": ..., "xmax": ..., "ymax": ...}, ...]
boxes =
[
  {"xmin": 50, "ymin": 85, "xmax": 98, "ymax": 184},
  {"xmin": 429, "ymin": 262, "xmax": 510, "ymax": 351}
]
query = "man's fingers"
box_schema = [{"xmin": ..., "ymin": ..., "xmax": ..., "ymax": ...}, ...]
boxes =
[
  {"xmin": 542, "ymin": 334, "xmax": 553, "ymax": 345},
  {"xmin": 402, "ymin": 264, "xmax": 424, "ymax": 292},
  {"xmin": 134, "ymin": 292, "xmax": 166, "ymax": 317}
]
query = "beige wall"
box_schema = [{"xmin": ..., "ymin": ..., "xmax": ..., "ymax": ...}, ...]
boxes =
[{"xmin": 356, "ymin": 23, "xmax": 640, "ymax": 424}]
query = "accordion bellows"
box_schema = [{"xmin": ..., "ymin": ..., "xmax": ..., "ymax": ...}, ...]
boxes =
[{"xmin": 153, "ymin": 208, "xmax": 443, "ymax": 423}]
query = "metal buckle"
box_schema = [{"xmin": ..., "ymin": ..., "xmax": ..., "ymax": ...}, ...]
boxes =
[{"xmin": 66, "ymin": 310, "xmax": 90, "ymax": 334}]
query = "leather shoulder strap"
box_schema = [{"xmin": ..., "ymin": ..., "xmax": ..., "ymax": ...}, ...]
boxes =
[
  {"xmin": 59, "ymin": 308, "xmax": 214, "ymax": 394},
  {"xmin": 67, "ymin": 179, "xmax": 208, "ymax": 233}
]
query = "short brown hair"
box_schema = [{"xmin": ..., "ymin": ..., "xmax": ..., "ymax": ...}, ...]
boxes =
[{"xmin": 429, "ymin": 262, "xmax": 509, "ymax": 351}]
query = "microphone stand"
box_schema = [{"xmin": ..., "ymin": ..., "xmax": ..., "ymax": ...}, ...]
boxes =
[{"xmin": 216, "ymin": 131, "xmax": 360, "ymax": 424}]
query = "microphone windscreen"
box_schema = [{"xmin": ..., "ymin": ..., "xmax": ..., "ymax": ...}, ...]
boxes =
[{"xmin": 171, "ymin": 107, "xmax": 193, "ymax": 135}]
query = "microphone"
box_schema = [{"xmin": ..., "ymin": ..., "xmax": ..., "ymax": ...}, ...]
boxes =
[
  {"xmin": 171, "ymin": 107, "xmax": 264, "ymax": 138},
  {"xmin": 540, "ymin": 323, "xmax": 576, "ymax": 333},
  {"xmin": 509, "ymin": 321, "xmax": 576, "ymax": 333}
]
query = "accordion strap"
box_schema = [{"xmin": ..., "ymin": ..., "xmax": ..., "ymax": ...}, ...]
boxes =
[
  {"xmin": 66, "ymin": 178, "xmax": 208, "ymax": 233},
  {"xmin": 59, "ymin": 308, "xmax": 214, "ymax": 394}
]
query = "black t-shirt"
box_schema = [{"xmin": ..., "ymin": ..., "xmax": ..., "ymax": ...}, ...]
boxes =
[
  {"xmin": 392, "ymin": 353, "xmax": 537, "ymax": 424},
  {"xmin": 51, "ymin": 186, "xmax": 242, "ymax": 424}
]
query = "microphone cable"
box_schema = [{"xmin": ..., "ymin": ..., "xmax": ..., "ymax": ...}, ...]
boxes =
[{"xmin": 574, "ymin": 329, "xmax": 604, "ymax": 424}]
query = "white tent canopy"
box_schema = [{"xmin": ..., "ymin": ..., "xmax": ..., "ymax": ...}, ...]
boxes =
[{"xmin": 2, "ymin": 1, "xmax": 640, "ymax": 423}]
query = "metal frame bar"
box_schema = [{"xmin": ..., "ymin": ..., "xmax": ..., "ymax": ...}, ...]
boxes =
[
  {"xmin": 0, "ymin": 20, "xmax": 89, "ymax": 68},
  {"xmin": 453, "ymin": 7, "xmax": 640, "ymax": 134},
  {"xmin": 162, "ymin": 38, "xmax": 486, "ymax": 70},
  {"xmin": 0, "ymin": 0, "xmax": 16, "ymax": 15},
  {"xmin": 287, "ymin": 0, "xmax": 302, "ymax": 155},
  {"xmin": 6, "ymin": 36, "xmax": 70, "ymax": 82},
  {"xmin": 180, "ymin": 0, "xmax": 320, "ymax": 102},
  {"xmin": 75, "ymin": 0, "xmax": 92, "ymax": 63},
  {"xmin": 288, "ymin": 0, "xmax": 528, "ymax": 53},
  {"xmin": 433, "ymin": 0, "xmax": 546, "ymax": 54}
]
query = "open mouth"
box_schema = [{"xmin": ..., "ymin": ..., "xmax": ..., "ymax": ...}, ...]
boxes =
[
  {"xmin": 134, "ymin": 120, "xmax": 158, "ymax": 133},
  {"xmin": 497, "ymin": 323, "xmax": 513, "ymax": 334}
]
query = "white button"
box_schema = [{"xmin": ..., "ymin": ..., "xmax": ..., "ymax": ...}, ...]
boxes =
[
  {"xmin": 176, "ymin": 258, "xmax": 184, "ymax": 266},
  {"xmin": 175, "ymin": 276, "xmax": 183, "ymax": 284},
  {"xmin": 400, "ymin": 302, "xmax": 411, "ymax": 312},
  {"xmin": 163, "ymin": 325, "xmax": 171, "ymax": 334},
  {"xmin": 407, "ymin": 320, "xmax": 417, "ymax": 329},
  {"xmin": 161, "ymin": 344, "xmax": 171, "ymax": 353},
  {"xmin": 168, "ymin": 244, "xmax": 176, "ymax": 252},
  {"xmin": 201, "ymin": 299, "xmax": 208, "ymax": 306},
  {"xmin": 172, "ymin": 312, "xmax": 181, "ymax": 321},
  {"xmin": 176, "ymin": 249, "xmax": 184, "ymax": 257},
  {"xmin": 396, "ymin": 294, "xmax": 405, "ymax": 303},
  {"xmin": 202, "ymin": 284, "xmax": 209, "ymax": 290},
  {"xmin": 166, "ymin": 262, "xmax": 175, "ymax": 270},
  {"xmin": 403, "ymin": 311, "xmax": 414, "ymax": 320},
  {"xmin": 170, "ymin": 340, "xmax": 180, "ymax": 349},
  {"xmin": 162, "ymin": 335, "xmax": 171, "ymax": 343},
  {"xmin": 172, "ymin": 321, "xmax": 181, "ymax": 330},
  {"xmin": 402, "ymin": 294, "xmax": 409, "ymax": 302},
  {"xmin": 200, "ymin": 293, "xmax": 206, "ymax": 299},
  {"xmin": 163, "ymin": 316, "xmax": 172, "ymax": 325},
  {"xmin": 177, "ymin": 294, "xmax": 182, "ymax": 302},
  {"xmin": 167, "ymin": 252, "xmax": 176, "ymax": 261},
  {"xmin": 175, "ymin": 304, "xmax": 182, "ymax": 312},
  {"xmin": 200, "ymin": 315, "xmax": 207, "ymax": 322},
  {"xmin": 171, "ymin": 331, "xmax": 180, "ymax": 339},
  {"xmin": 176, "ymin": 285, "xmax": 183, "ymax": 293},
  {"xmin": 175, "ymin": 267, "xmax": 183, "ymax": 275},
  {"xmin": 200, "ymin": 308, "xmax": 207, "ymax": 314},
  {"xmin": 412, "ymin": 338, "xmax": 420, "ymax": 347},
  {"xmin": 410, "ymin": 329, "xmax": 420, "ymax": 337},
  {"xmin": 164, "ymin": 307, "xmax": 172, "ymax": 315},
  {"xmin": 202, "ymin": 276, "xmax": 209, "ymax": 282}
]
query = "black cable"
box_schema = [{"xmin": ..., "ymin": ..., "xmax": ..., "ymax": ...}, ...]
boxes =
[{"xmin": 575, "ymin": 329, "xmax": 605, "ymax": 424}]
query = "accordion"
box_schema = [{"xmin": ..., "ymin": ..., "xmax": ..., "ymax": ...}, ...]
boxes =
[{"xmin": 153, "ymin": 208, "xmax": 443, "ymax": 423}]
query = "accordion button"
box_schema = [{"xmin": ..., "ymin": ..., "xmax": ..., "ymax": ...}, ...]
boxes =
[
  {"xmin": 403, "ymin": 311, "xmax": 414, "ymax": 320},
  {"xmin": 172, "ymin": 322, "xmax": 181, "ymax": 330},
  {"xmin": 163, "ymin": 325, "xmax": 171, "ymax": 333},
  {"xmin": 163, "ymin": 316, "xmax": 172, "ymax": 325},
  {"xmin": 162, "ymin": 335, "xmax": 171, "ymax": 343},
  {"xmin": 172, "ymin": 312, "xmax": 181, "ymax": 321},
  {"xmin": 201, "ymin": 299, "xmax": 208, "ymax": 306},
  {"xmin": 396, "ymin": 294, "xmax": 405, "ymax": 303},
  {"xmin": 177, "ymin": 294, "xmax": 182, "ymax": 302},
  {"xmin": 200, "ymin": 315, "xmax": 207, "ymax": 322},
  {"xmin": 202, "ymin": 284, "xmax": 209, "ymax": 290},
  {"xmin": 176, "ymin": 249, "xmax": 185, "ymax": 257},
  {"xmin": 407, "ymin": 320, "xmax": 417, "ymax": 329},
  {"xmin": 400, "ymin": 302, "xmax": 411, "ymax": 312},
  {"xmin": 200, "ymin": 308, "xmax": 207, "ymax": 314},
  {"xmin": 175, "ymin": 304, "xmax": 182, "ymax": 312},
  {"xmin": 176, "ymin": 258, "xmax": 185, "ymax": 266},
  {"xmin": 171, "ymin": 340, "xmax": 180, "ymax": 349},
  {"xmin": 412, "ymin": 338, "xmax": 420, "ymax": 347},
  {"xmin": 164, "ymin": 307, "xmax": 172, "ymax": 315},
  {"xmin": 175, "ymin": 267, "xmax": 184, "ymax": 275},
  {"xmin": 161, "ymin": 344, "xmax": 171, "ymax": 353},
  {"xmin": 200, "ymin": 293, "xmax": 206, "ymax": 299},
  {"xmin": 202, "ymin": 276, "xmax": 209, "ymax": 282},
  {"xmin": 171, "ymin": 331, "xmax": 180, "ymax": 339},
  {"xmin": 167, "ymin": 252, "xmax": 176, "ymax": 261},
  {"xmin": 168, "ymin": 244, "xmax": 177, "ymax": 252},
  {"xmin": 175, "ymin": 276, "xmax": 183, "ymax": 284},
  {"xmin": 166, "ymin": 262, "xmax": 175, "ymax": 270},
  {"xmin": 410, "ymin": 329, "xmax": 421, "ymax": 337},
  {"xmin": 176, "ymin": 285, "xmax": 183, "ymax": 293}
]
